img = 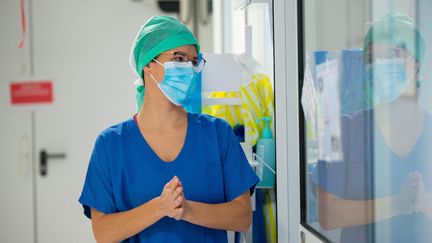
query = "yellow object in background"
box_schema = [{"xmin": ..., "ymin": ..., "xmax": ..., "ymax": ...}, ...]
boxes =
[
  {"xmin": 263, "ymin": 189, "xmax": 277, "ymax": 243},
  {"xmin": 203, "ymin": 74, "xmax": 276, "ymax": 242},
  {"xmin": 203, "ymin": 74, "xmax": 274, "ymax": 146},
  {"xmin": 241, "ymin": 74, "xmax": 274, "ymax": 146},
  {"xmin": 202, "ymin": 91, "xmax": 244, "ymax": 127}
]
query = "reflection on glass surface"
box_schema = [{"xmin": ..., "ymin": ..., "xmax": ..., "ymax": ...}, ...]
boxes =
[{"xmin": 301, "ymin": 4, "xmax": 432, "ymax": 243}]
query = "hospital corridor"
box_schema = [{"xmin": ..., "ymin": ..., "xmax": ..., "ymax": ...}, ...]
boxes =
[{"xmin": 1, "ymin": 0, "xmax": 431, "ymax": 242}]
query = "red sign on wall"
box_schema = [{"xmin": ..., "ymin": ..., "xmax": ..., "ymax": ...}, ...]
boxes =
[{"xmin": 10, "ymin": 81, "xmax": 53, "ymax": 105}]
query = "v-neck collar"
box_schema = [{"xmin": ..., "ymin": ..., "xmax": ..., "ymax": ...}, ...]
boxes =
[{"xmin": 131, "ymin": 112, "xmax": 192, "ymax": 166}]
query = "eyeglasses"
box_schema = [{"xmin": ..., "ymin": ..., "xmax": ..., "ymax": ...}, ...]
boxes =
[
  {"xmin": 158, "ymin": 51, "xmax": 207, "ymax": 72},
  {"xmin": 363, "ymin": 47, "xmax": 414, "ymax": 64}
]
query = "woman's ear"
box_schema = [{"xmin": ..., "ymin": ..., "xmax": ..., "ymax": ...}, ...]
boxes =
[{"xmin": 143, "ymin": 66, "xmax": 151, "ymax": 75}]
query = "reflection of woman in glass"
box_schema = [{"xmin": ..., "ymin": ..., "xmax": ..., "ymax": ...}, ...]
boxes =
[{"xmin": 316, "ymin": 13, "xmax": 432, "ymax": 242}]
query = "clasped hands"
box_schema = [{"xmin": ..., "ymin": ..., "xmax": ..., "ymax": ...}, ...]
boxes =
[
  {"xmin": 394, "ymin": 171, "xmax": 432, "ymax": 219},
  {"xmin": 159, "ymin": 176, "xmax": 188, "ymax": 220}
]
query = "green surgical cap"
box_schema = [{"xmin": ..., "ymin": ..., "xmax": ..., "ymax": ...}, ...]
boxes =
[
  {"xmin": 364, "ymin": 12, "xmax": 426, "ymax": 64},
  {"xmin": 132, "ymin": 16, "xmax": 200, "ymax": 79}
]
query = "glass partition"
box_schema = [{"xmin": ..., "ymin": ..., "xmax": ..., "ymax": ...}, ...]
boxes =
[{"xmin": 300, "ymin": 0, "xmax": 432, "ymax": 242}]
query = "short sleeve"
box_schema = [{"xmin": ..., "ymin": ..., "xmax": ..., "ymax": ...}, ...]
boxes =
[
  {"xmin": 218, "ymin": 120, "xmax": 260, "ymax": 202},
  {"xmin": 316, "ymin": 160, "xmax": 347, "ymax": 197},
  {"xmin": 316, "ymin": 111, "xmax": 374, "ymax": 200},
  {"xmin": 79, "ymin": 135, "xmax": 117, "ymax": 219}
]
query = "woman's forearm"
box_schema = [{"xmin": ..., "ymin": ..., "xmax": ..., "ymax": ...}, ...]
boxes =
[
  {"xmin": 318, "ymin": 187, "xmax": 397, "ymax": 230},
  {"xmin": 91, "ymin": 176, "xmax": 184, "ymax": 242},
  {"xmin": 318, "ymin": 186, "xmax": 373, "ymax": 230},
  {"xmin": 91, "ymin": 197, "xmax": 164, "ymax": 243},
  {"xmin": 182, "ymin": 192, "xmax": 252, "ymax": 232}
]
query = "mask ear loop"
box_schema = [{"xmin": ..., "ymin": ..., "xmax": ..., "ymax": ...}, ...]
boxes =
[
  {"xmin": 146, "ymin": 70, "xmax": 181, "ymax": 106},
  {"xmin": 404, "ymin": 55, "xmax": 419, "ymax": 88},
  {"xmin": 193, "ymin": 60, "xmax": 204, "ymax": 73},
  {"xmin": 148, "ymin": 72, "xmax": 160, "ymax": 86},
  {"xmin": 153, "ymin": 58, "xmax": 165, "ymax": 67},
  {"xmin": 146, "ymin": 59, "xmax": 166, "ymax": 86}
]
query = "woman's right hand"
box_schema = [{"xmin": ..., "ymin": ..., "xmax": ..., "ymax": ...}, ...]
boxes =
[
  {"xmin": 90, "ymin": 176, "xmax": 184, "ymax": 243},
  {"xmin": 392, "ymin": 172, "xmax": 418, "ymax": 216},
  {"xmin": 159, "ymin": 176, "xmax": 184, "ymax": 219}
]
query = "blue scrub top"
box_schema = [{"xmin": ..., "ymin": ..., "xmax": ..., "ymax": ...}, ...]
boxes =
[
  {"xmin": 315, "ymin": 110, "xmax": 432, "ymax": 243},
  {"xmin": 79, "ymin": 113, "xmax": 259, "ymax": 243}
]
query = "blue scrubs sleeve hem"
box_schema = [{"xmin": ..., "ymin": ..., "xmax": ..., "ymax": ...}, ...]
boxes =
[
  {"xmin": 78, "ymin": 197, "xmax": 117, "ymax": 219},
  {"xmin": 226, "ymin": 176, "xmax": 260, "ymax": 202},
  {"xmin": 249, "ymin": 179, "xmax": 260, "ymax": 196}
]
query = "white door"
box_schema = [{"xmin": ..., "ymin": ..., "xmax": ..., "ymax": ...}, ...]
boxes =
[
  {"xmin": 30, "ymin": 1, "xmax": 164, "ymax": 242},
  {"xmin": 0, "ymin": 111, "xmax": 34, "ymax": 243}
]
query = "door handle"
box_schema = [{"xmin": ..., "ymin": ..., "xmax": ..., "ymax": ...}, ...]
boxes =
[
  {"xmin": 39, "ymin": 149, "xmax": 66, "ymax": 177},
  {"xmin": 300, "ymin": 231, "xmax": 306, "ymax": 243}
]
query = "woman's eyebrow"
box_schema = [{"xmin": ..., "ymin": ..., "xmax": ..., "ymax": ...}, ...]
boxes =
[{"xmin": 176, "ymin": 51, "xmax": 198, "ymax": 59}]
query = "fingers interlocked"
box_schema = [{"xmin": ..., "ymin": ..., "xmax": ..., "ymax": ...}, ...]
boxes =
[{"xmin": 160, "ymin": 176, "xmax": 186, "ymax": 220}]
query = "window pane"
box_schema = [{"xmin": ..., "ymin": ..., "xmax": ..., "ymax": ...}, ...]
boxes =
[{"xmin": 301, "ymin": 1, "xmax": 432, "ymax": 242}]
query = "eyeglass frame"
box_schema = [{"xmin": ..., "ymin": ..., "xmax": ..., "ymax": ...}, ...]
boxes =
[
  {"xmin": 155, "ymin": 51, "xmax": 207, "ymax": 70},
  {"xmin": 363, "ymin": 46, "xmax": 415, "ymax": 64}
]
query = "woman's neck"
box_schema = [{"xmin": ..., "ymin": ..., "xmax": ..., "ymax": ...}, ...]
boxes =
[
  {"xmin": 374, "ymin": 98, "xmax": 425, "ymax": 156},
  {"xmin": 137, "ymin": 91, "xmax": 187, "ymax": 130}
]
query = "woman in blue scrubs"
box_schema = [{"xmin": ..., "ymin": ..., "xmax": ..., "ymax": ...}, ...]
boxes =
[
  {"xmin": 79, "ymin": 16, "xmax": 259, "ymax": 243},
  {"xmin": 315, "ymin": 13, "xmax": 432, "ymax": 242}
]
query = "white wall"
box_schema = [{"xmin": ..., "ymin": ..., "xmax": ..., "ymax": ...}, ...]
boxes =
[{"xmin": 0, "ymin": 0, "xmax": 31, "ymax": 79}]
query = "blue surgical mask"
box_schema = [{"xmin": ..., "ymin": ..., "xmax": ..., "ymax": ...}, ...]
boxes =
[
  {"xmin": 370, "ymin": 58, "xmax": 409, "ymax": 103},
  {"xmin": 149, "ymin": 60, "xmax": 197, "ymax": 106}
]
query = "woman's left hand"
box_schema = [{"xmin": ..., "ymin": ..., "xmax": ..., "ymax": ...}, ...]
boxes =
[
  {"xmin": 174, "ymin": 178, "xmax": 188, "ymax": 220},
  {"xmin": 412, "ymin": 172, "xmax": 432, "ymax": 219}
]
